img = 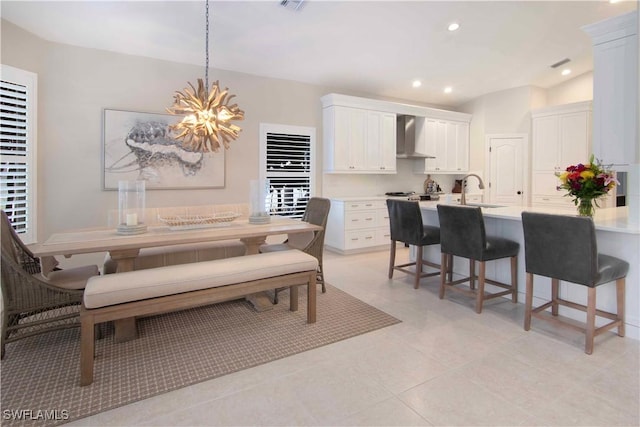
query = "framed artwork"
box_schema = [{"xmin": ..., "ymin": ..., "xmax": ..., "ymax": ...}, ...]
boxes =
[{"xmin": 102, "ymin": 109, "xmax": 225, "ymax": 190}]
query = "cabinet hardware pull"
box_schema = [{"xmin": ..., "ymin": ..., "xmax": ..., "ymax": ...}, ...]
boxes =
[{"xmin": 365, "ymin": 236, "xmax": 373, "ymax": 240}]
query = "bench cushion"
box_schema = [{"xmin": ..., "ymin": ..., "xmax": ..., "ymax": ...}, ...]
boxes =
[
  {"xmin": 84, "ymin": 250, "xmax": 318, "ymax": 309},
  {"xmin": 103, "ymin": 240, "xmax": 247, "ymax": 274}
]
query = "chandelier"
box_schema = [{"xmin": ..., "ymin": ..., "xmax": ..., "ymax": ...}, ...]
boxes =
[{"xmin": 167, "ymin": 0, "xmax": 244, "ymax": 152}]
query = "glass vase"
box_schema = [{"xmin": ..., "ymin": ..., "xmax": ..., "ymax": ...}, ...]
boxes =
[
  {"xmin": 117, "ymin": 180, "xmax": 147, "ymax": 234},
  {"xmin": 577, "ymin": 198, "xmax": 595, "ymax": 217}
]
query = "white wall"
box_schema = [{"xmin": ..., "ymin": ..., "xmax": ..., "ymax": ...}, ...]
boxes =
[
  {"xmin": 1, "ymin": 19, "xmax": 598, "ymax": 263},
  {"xmin": 546, "ymin": 71, "xmax": 594, "ymax": 106},
  {"xmin": 2, "ymin": 20, "xmax": 327, "ymax": 241}
]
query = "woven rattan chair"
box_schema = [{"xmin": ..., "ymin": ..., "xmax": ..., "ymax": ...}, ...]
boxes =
[
  {"xmin": 260, "ymin": 197, "xmax": 331, "ymax": 303},
  {"xmin": 1, "ymin": 210, "xmax": 99, "ymax": 359}
]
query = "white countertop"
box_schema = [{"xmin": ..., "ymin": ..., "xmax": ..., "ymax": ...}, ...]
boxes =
[
  {"xmin": 418, "ymin": 201, "xmax": 640, "ymax": 235},
  {"xmin": 328, "ymin": 196, "xmax": 639, "ymax": 234}
]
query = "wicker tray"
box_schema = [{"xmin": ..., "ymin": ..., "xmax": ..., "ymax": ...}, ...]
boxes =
[{"xmin": 158, "ymin": 212, "xmax": 241, "ymax": 228}]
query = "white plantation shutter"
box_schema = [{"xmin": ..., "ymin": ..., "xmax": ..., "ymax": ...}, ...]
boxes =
[
  {"xmin": 1, "ymin": 65, "xmax": 37, "ymax": 244},
  {"xmin": 260, "ymin": 124, "xmax": 315, "ymax": 219}
]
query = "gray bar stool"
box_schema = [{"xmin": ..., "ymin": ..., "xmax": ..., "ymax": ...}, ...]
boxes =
[
  {"xmin": 386, "ymin": 199, "xmax": 443, "ymax": 289},
  {"xmin": 521, "ymin": 212, "xmax": 628, "ymax": 354},
  {"xmin": 436, "ymin": 204, "xmax": 519, "ymax": 313}
]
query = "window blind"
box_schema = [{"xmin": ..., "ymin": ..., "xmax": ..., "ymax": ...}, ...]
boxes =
[
  {"xmin": 262, "ymin": 126, "xmax": 315, "ymax": 219},
  {"xmin": 1, "ymin": 66, "xmax": 36, "ymax": 243}
]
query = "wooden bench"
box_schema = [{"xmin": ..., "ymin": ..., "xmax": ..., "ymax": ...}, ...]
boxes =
[
  {"xmin": 103, "ymin": 240, "xmax": 247, "ymax": 274},
  {"xmin": 80, "ymin": 250, "xmax": 318, "ymax": 386}
]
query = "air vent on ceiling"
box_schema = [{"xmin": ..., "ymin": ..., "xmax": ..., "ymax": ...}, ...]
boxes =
[{"xmin": 550, "ymin": 58, "xmax": 571, "ymax": 68}]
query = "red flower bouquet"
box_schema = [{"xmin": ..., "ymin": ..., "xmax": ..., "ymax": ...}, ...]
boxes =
[{"xmin": 557, "ymin": 155, "xmax": 617, "ymax": 216}]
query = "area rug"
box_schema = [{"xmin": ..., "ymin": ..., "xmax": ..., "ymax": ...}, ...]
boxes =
[{"xmin": 0, "ymin": 284, "xmax": 400, "ymax": 426}]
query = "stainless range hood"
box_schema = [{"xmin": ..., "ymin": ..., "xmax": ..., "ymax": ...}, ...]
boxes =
[{"xmin": 396, "ymin": 115, "xmax": 434, "ymax": 158}]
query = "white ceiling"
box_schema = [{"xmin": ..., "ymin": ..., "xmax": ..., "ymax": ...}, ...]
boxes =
[{"xmin": 1, "ymin": 1, "xmax": 637, "ymax": 107}]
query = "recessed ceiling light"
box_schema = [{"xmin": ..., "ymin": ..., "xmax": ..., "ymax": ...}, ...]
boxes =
[
  {"xmin": 448, "ymin": 22, "xmax": 460, "ymax": 32},
  {"xmin": 561, "ymin": 69, "xmax": 572, "ymax": 76},
  {"xmin": 412, "ymin": 80, "xmax": 422, "ymax": 88},
  {"xmin": 444, "ymin": 86, "xmax": 453, "ymax": 94}
]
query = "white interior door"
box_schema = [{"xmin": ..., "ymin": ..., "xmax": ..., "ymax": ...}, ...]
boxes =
[{"xmin": 485, "ymin": 134, "xmax": 528, "ymax": 206}]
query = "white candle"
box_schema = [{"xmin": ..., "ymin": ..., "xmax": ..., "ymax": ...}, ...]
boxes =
[{"xmin": 126, "ymin": 213, "xmax": 138, "ymax": 226}]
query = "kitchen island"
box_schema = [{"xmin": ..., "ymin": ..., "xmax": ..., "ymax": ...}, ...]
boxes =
[{"xmin": 417, "ymin": 202, "xmax": 640, "ymax": 339}]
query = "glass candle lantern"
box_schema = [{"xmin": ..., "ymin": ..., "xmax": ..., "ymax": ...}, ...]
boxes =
[
  {"xmin": 249, "ymin": 179, "xmax": 271, "ymax": 224},
  {"xmin": 117, "ymin": 180, "xmax": 147, "ymax": 234}
]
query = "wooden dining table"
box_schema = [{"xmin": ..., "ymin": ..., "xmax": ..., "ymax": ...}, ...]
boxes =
[{"xmin": 31, "ymin": 217, "xmax": 322, "ymax": 341}]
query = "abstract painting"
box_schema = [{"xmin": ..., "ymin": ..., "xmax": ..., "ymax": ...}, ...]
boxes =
[{"xmin": 103, "ymin": 109, "xmax": 225, "ymax": 189}]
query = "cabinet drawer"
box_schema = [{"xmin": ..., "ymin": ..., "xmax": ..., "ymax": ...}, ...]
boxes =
[
  {"xmin": 345, "ymin": 229, "xmax": 377, "ymax": 249},
  {"xmin": 345, "ymin": 210, "xmax": 377, "ymax": 230},
  {"xmin": 448, "ymin": 194, "xmax": 483, "ymax": 204},
  {"xmin": 376, "ymin": 208, "xmax": 390, "ymax": 225},
  {"xmin": 345, "ymin": 200, "xmax": 384, "ymax": 211},
  {"xmin": 376, "ymin": 228, "xmax": 391, "ymax": 246},
  {"xmin": 532, "ymin": 195, "xmax": 573, "ymax": 208}
]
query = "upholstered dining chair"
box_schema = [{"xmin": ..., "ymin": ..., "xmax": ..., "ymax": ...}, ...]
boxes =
[
  {"xmin": 436, "ymin": 204, "xmax": 519, "ymax": 313},
  {"xmin": 259, "ymin": 197, "xmax": 331, "ymax": 303},
  {"xmin": 521, "ymin": 212, "xmax": 628, "ymax": 354},
  {"xmin": 0, "ymin": 210, "xmax": 99, "ymax": 358},
  {"xmin": 386, "ymin": 199, "xmax": 444, "ymax": 289}
]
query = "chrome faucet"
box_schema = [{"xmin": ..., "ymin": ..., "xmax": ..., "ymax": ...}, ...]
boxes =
[{"xmin": 460, "ymin": 174, "xmax": 485, "ymax": 205}]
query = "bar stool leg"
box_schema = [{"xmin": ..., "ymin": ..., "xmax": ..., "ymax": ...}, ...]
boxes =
[
  {"xmin": 551, "ymin": 279, "xmax": 559, "ymax": 316},
  {"xmin": 439, "ymin": 253, "xmax": 448, "ymax": 299},
  {"xmin": 585, "ymin": 286, "xmax": 597, "ymax": 355},
  {"xmin": 511, "ymin": 256, "xmax": 518, "ymax": 303},
  {"xmin": 469, "ymin": 259, "xmax": 476, "ymax": 290},
  {"xmin": 389, "ymin": 240, "xmax": 396, "ymax": 279},
  {"xmin": 524, "ymin": 273, "xmax": 534, "ymax": 331},
  {"xmin": 476, "ymin": 261, "xmax": 486, "ymax": 314},
  {"xmin": 617, "ymin": 278, "xmax": 626, "ymax": 337},
  {"xmin": 415, "ymin": 245, "xmax": 423, "ymax": 289}
]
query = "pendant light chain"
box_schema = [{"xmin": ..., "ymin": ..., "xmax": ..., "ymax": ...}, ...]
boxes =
[
  {"xmin": 167, "ymin": 0, "xmax": 244, "ymax": 153},
  {"xmin": 205, "ymin": 0, "xmax": 210, "ymax": 90}
]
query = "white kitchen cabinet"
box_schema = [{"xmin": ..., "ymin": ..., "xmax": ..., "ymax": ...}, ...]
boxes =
[
  {"xmin": 414, "ymin": 118, "xmax": 469, "ymax": 174},
  {"xmin": 323, "ymin": 105, "xmax": 396, "ymax": 173},
  {"xmin": 325, "ymin": 198, "xmax": 390, "ymax": 254},
  {"xmin": 365, "ymin": 111, "xmax": 397, "ymax": 172},
  {"xmin": 583, "ymin": 11, "xmax": 638, "ymax": 171},
  {"xmin": 531, "ymin": 101, "xmax": 593, "ymax": 208}
]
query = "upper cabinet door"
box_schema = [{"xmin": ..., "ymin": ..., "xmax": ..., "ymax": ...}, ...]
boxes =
[
  {"xmin": 414, "ymin": 118, "xmax": 470, "ymax": 174},
  {"xmin": 584, "ymin": 11, "xmax": 637, "ymax": 171},
  {"xmin": 533, "ymin": 116, "xmax": 560, "ymax": 170},
  {"xmin": 366, "ymin": 110, "xmax": 396, "ymax": 172},
  {"xmin": 327, "ymin": 106, "xmax": 366, "ymax": 171},
  {"xmin": 455, "ymin": 122, "xmax": 470, "ymax": 172},
  {"xmin": 559, "ymin": 112, "xmax": 590, "ymax": 166},
  {"xmin": 324, "ymin": 105, "xmax": 395, "ymax": 173},
  {"xmin": 379, "ymin": 112, "xmax": 397, "ymax": 172}
]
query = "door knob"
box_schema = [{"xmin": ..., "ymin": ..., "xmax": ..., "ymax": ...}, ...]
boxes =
[{"xmin": 517, "ymin": 191, "xmax": 522, "ymax": 195}]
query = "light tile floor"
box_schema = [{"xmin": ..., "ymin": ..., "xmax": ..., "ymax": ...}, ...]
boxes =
[{"xmin": 69, "ymin": 248, "xmax": 639, "ymax": 426}]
